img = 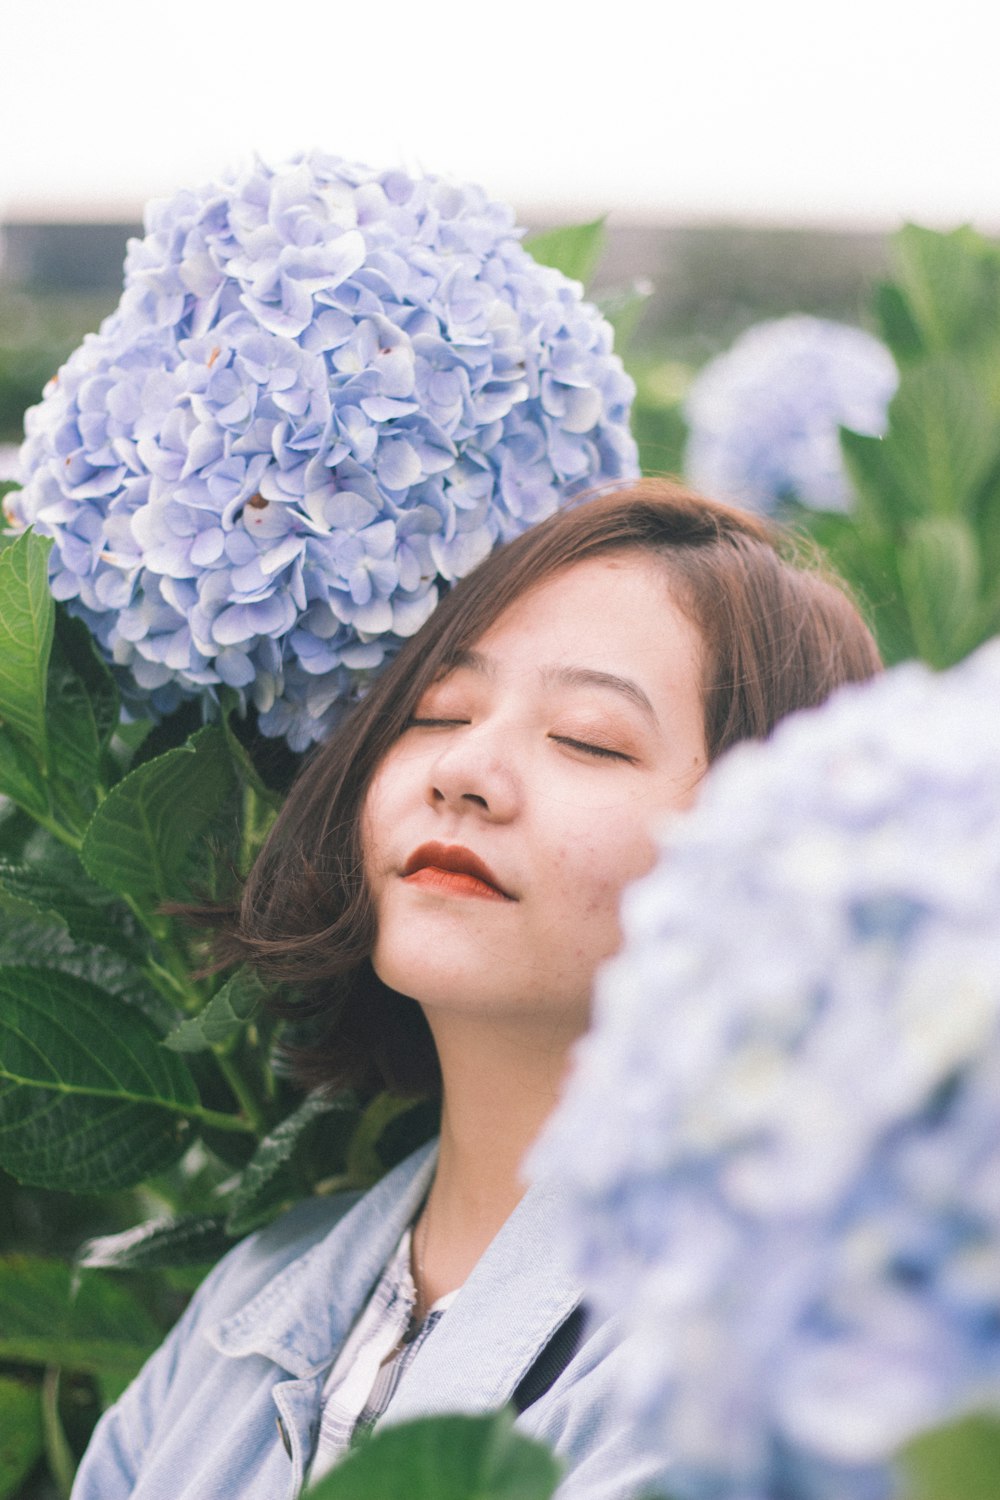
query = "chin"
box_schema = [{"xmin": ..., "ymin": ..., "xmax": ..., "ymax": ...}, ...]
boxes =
[
  {"xmin": 373, "ymin": 949, "xmax": 509, "ymax": 1011},
  {"xmin": 374, "ymin": 931, "xmax": 503, "ymax": 1003},
  {"xmin": 371, "ymin": 945, "xmax": 591, "ymax": 1034}
]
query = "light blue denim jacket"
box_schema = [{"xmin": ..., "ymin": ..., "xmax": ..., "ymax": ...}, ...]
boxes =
[{"xmin": 71, "ymin": 1143, "xmax": 668, "ymax": 1500}]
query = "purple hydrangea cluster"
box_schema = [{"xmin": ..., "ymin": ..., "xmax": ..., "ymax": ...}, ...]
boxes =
[
  {"xmin": 9, "ymin": 154, "xmax": 637, "ymax": 749},
  {"xmin": 683, "ymin": 315, "xmax": 898, "ymax": 513},
  {"xmin": 532, "ymin": 641, "xmax": 1000, "ymax": 1500}
]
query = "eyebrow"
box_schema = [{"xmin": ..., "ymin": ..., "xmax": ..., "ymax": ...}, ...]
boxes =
[{"xmin": 450, "ymin": 649, "xmax": 660, "ymax": 727}]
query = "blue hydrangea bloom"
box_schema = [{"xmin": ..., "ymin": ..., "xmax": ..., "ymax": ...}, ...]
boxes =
[
  {"xmin": 8, "ymin": 154, "xmax": 637, "ymax": 750},
  {"xmin": 531, "ymin": 641, "xmax": 1000, "ymax": 1500},
  {"xmin": 683, "ymin": 316, "xmax": 898, "ymax": 514}
]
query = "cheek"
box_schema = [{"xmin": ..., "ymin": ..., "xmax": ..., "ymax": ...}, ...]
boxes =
[
  {"xmin": 555, "ymin": 816, "xmax": 658, "ymax": 926},
  {"xmin": 360, "ymin": 765, "xmax": 394, "ymax": 879}
]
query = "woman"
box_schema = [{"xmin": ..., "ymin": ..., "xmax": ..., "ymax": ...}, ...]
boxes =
[{"xmin": 71, "ymin": 480, "xmax": 882, "ymax": 1500}]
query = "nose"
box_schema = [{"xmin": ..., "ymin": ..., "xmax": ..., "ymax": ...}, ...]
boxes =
[{"xmin": 425, "ymin": 727, "xmax": 519, "ymax": 823}]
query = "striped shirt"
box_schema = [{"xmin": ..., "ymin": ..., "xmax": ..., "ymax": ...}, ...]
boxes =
[{"xmin": 308, "ymin": 1227, "xmax": 458, "ymax": 1482}]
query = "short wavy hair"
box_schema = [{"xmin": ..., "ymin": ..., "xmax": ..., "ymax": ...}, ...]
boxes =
[{"xmin": 207, "ymin": 479, "xmax": 883, "ymax": 1096}]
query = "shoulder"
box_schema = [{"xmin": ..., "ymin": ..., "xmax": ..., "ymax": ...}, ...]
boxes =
[
  {"xmin": 172, "ymin": 1140, "xmax": 437, "ymax": 1364},
  {"xmin": 519, "ymin": 1311, "xmax": 670, "ymax": 1500},
  {"xmin": 194, "ymin": 1189, "xmax": 366, "ymax": 1323}
]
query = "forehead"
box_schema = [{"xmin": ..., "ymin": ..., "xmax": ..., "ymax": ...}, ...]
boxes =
[
  {"xmin": 452, "ymin": 553, "xmax": 704, "ymax": 696},
  {"xmin": 484, "ymin": 553, "xmax": 691, "ymax": 640}
]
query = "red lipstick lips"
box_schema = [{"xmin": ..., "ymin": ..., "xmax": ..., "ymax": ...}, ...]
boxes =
[{"xmin": 401, "ymin": 842, "xmax": 513, "ymax": 901}]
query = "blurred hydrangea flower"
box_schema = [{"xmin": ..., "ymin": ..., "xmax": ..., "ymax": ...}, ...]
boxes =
[
  {"xmin": 8, "ymin": 153, "xmax": 637, "ymax": 750},
  {"xmin": 532, "ymin": 641, "xmax": 1000, "ymax": 1500},
  {"xmin": 683, "ymin": 315, "xmax": 898, "ymax": 513}
]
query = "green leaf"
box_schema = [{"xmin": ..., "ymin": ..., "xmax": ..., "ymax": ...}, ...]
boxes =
[
  {"xmin": 77, "ymin": 1213, "xmax": 232, "ymax": 1271},
  {"xmin": 899, "ymin": 1412, "xmax": 1000, "ymax": 1500},
  {"xmin": 898, "ymin": 516, "xmax": 983, "ymax": 668},
  {"xmin": 882, "ymin": 357, "xmax": 1000, "ymax": 519},
  {"xmin": 305, "ymin": 1412, "xmax": 561, "ymax": 1500},
  {"xmin": 81, "ymin": 724, "xmax": 237, "ymax": 908},
  {"xmin": 790, "ymin": 501, "xmax": 915, "ymax": 666},
  {"xmin": 0, "ymin": 727, "xmax": 50, "ymax": 822},
  {"xmin": 52, "ymin": 610, "xmax": 120, "ymax": 753},
  {"xmin": 892, "ymin": 224, "xmax": 1000, "ymax": 355},
  {"xmin": 0, "ymin": 908, "xmax": 176, "ymax": 1036},
  {"xmin": 524, "ymin": 219, "xmax": 606, "ymax": 287},
  {"xmin": 225, "ymin": 1092, "xmax": 355, "ymax": 1235},
  {"xmin": 0, "ymin": 858, "xmax": 144, "ymax": 963},
  {"xmin": 220, "ymin": 704, "xmax": 284, "ymax": 810},
  {"xmin": 0, "ymin": 964, "xmax": 199, "ymax": 1191},
  {"xmin": 44, "ymin": 613, "xmax": 120, "ymax": 821},
  {"xmin": 595, "ymin": 278, "xmax": 655, "ymax": 354},
  {"xmin": 0, "ymin": 1375, "xmax": 43, "ymax": 1499},
  {"xmin": 0, "ymin": 531, "xmax": 55, "ymax": 763},
  {"xmin": 165, "ymin": 968, "xmax": 265, "ymax": 1053},
  {"xmin": 839, "ymin": 428, "xmax": 919, "ymax": 532},
  {"xmin": 0, "ymin": 861, "xmax": 69, "ymax": 933},
  {"xmin": 345, "ymin": 1092, "xmax": 426, "ymax": 1188},
  {"xmin": 96, "ymin": 1369, "xmax": 134, "ymax": 1408},
  {"xmin": 872, "ymin": 281, "xmax": 924, "ymax": 363},
  {"xmin": 0, "ymin": 1255, "xmax": 160, "ymax": 1375}
]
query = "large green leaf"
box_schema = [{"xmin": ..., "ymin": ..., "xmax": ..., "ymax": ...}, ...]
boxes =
[
  {"xmin": 0, "ymin": 862, "xmax": 69, "ymax": 934},
  {"xmin": 0, "ymin": 1375, "xmax": 43, "ymax": 1499},
  {"xmin": 524, "ymin": 219, "xmax": 606, "ymax": 287},
  {"xmin": 0, "ymin": 531, "xmax": 54, "ymax": 763},
  {"xmin": 872, "ymin": 280, "xmax": 924, "ymax": 364},
  {"xmin": 898, "ymin": 517, "xmax": 983, "ymax": 668},
  {"xmin": 0, "ymin": 858, "xmax": 145, "ymax": 965},
  {"xmin": 306, "ymin": 1412, "xmax": 561, "ymax": 1500},
  {"xmin": 0, "ymin": 910, "xmax": 176, "ymax": 1036},
  {"xmin": 44, "ymin": 612, "xmax": 121, "ymax": 821},
  {"xmin": 0, "ymin": 729, "xmax": 50, "ymax": 822},
  {"xmin": 78, "ymin": 1214, "xmax": 232, "ymax": 1272},
  {"xmin": 893, "ymin": 224, "xmax": 1000, "ymax": 356},
  {"xmin": 839, "ymin": 428, "xmax": 919, "ymax": 532},
  {"xmin": 883, "ymin": 357, "xmax": 1000, "ymax": 519},
  {"xmin": 0, "ymin": 965, "xmax": 199, "ymax": 1191},
  {"xmin": 899, "ymin": 1412, "xmax": 1000, "ymax": 1500},
  {"xmin": 52, "ymin": 610, "xmax": 120, "ymax": 753},
  {"xmin": 0, "ymin": 1255, "xmax": 160, "ymax": 1375},
  {"xmin": 81, "ymin": 724, "xmax": 237, "ymax": 908},
  {"xmin": 165, "ymin": 968, "xmax": 265, "ymax": 1053},
  {"xmin": 225, "ymin": 1093, "xmax": 354, "ymax": 1235}
]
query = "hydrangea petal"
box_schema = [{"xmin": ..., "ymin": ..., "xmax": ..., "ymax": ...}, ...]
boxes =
[{"xmin": 9, "ymin": 151, "xmax": 637, "ymax": 748}]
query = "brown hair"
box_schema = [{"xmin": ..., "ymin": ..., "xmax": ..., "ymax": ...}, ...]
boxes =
[{"xmin": 213, "ymin": 479, "xmax": 881, "ymax": 1095}]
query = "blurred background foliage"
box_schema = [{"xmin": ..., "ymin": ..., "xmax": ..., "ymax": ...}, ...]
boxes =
[
  {"xmin": 0, "ymin": 214, "xmax": 997, "ymax": 1500},
  {"xmin": 0, "ymin": 216, "xmax": 888, "ymax": 452}
]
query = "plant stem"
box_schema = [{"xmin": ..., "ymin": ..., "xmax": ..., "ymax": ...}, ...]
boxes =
[
  {"xmin": 28, "ymin": 808, "xmax": 83, "ymax": 853},
  {"xmin": 192, "ymin": 1101, "xmax": 259, "ymax": 1135},
  {"xmin": 42, "ymin": 1367, "xmax": 76, "ymax": 1499},
  {"xmin": 212, "ymin": 1055, "xmax": 267, "ymax": 1136},
  {"xmin": 239, "ymin": 781, "xmax": 259, "ymax": 879},
  {"xmin": 238, "ymin": 779, "xmax": 278, "ymax": 875},
  {"xmin": 119, "ymin": 893, "xmax": 208, "ymax": 1012}
]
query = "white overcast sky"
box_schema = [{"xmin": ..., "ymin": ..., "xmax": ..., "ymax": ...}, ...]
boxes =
[{"xmin": 3, "ymin": 0, "xmax": 996, "ymax": 229}]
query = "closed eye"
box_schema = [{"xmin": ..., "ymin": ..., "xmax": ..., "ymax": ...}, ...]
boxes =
[
  {"xmin": 552, "ymin": 736, "xmax": 635, "ymax": 763},
  {"xmin": 405, "ymin": 717, "xmax": 470, "ymax": 729}
]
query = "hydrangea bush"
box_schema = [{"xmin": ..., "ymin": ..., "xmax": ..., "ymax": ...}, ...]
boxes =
[
  {"xmin": 9, "ymin": 153, "xmax": 636, "ymax": 748},
  {"xmin": 532, "ymin": 640, "xmax": 1000, "ymax": 1500},
  {"xmin": 683, "ymin": 315, "xmax": 897, "ymax": 513}
]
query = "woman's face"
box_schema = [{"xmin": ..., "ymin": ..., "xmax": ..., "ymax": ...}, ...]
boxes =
[{"xmin": 362, "ymin": 553, "xmax": 708, "ymax": 1031}]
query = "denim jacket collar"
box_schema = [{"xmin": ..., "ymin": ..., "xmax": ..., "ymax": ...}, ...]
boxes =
[
  {"xmin": 207, "ymin": 1142, "xmax": 439, "ymax": 1378},
  {"xmin": 206, "ymin": 1140, "xmax": 584, "ymax": 1415}
]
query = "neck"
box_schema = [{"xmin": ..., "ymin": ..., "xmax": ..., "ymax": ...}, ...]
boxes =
[{"xmin": 416, "ymin": 1008, "xmax": 582, "ymax": 1303}]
